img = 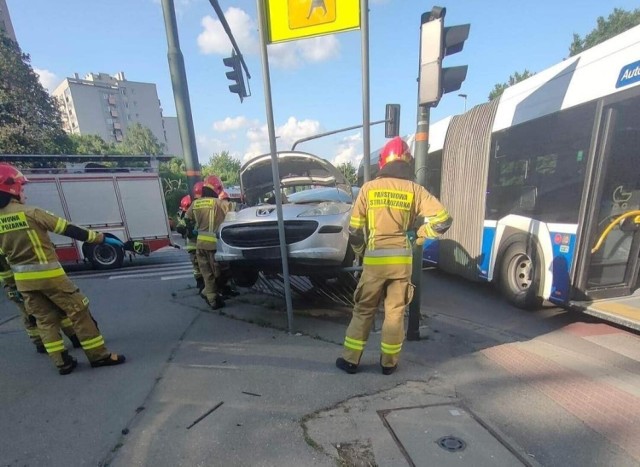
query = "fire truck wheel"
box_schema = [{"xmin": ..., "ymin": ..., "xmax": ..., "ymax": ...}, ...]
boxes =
[
  {"xmin": 498, "ymin": 241, "xmax": 543, "ymax": 310},
  {"xmin": 87, "ymin": 243, "xmax": 125, "ymax": 270}
]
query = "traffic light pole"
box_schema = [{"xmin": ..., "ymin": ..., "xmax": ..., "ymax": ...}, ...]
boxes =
[
  {"xmin": 161, "ymin": 0, "xmax": 201, "ymax": 192},
  {"xmin": 407, "ymin": 103, "xmax": 430, "ymax": 341}
]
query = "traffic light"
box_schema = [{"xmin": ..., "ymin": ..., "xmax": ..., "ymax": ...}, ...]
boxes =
[
  {"xmin": 418, "ymin": 7, "xmax": 470, "ymax": 106},
  {"xmin": 223, "ymin": 51, "xmax": 247, "ymax": 102},
  {"xmin": 385, "ymin": 104, "xmax": 401, "ymax": 138}
]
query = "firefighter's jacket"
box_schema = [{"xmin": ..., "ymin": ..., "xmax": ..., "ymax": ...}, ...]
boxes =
[
  {"xmin": 0, "ymin": 200, "xmax": 103, "ymax": 291},
  {"xmin": 349, "ymin": 176, "xmax": 451, "ymax": 279},
  {"xmin": 185, "ymin": 197, "xmax": 226, "ymax": 251}
]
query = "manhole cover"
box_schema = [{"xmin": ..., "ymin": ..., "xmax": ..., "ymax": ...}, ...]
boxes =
[{"xmin": 437, "ymin": 436, "xmax": 466, "ymax": 452}]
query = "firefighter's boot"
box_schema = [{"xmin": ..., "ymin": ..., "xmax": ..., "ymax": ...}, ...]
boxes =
[
  {"xmin": 208, "ymin": 294, "xmax": 225, "ymax": 310},
  {"xmin": 335, "ymin": 357, "xmax": 358, "ymax": 374},
  {"xmin": 90, "ymin": 353, "xmax": 127, "ymax": 368},
  {"xmin": 58, "ymin": 351, "xmax": 78, "ymax": 376}
]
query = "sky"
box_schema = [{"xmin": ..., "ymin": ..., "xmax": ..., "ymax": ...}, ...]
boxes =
[{"xmin": 6, "ymin": 0, "xmax": 638, "ymax": 168}]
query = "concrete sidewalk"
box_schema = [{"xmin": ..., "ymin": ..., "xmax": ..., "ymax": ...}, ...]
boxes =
[{"xmin": 105, "ymin": 288, "xmax": 640, "ymax": 467}]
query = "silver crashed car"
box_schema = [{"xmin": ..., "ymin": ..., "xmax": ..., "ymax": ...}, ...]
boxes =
[{"xmin": 215, "ymin": 151, "xmax": 356, "ymax": 287}]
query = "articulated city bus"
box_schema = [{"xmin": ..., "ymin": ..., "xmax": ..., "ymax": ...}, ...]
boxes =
[{"xmin": 421, "ymin": 25, "xmax": 640, "ymax": 329}]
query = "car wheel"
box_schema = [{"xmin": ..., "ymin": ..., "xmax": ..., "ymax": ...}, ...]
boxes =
[
  {"xmin": 498, "ymin": 241, "xmax": 542, "ymax": 310},
  {"xmin": 87, "ymin": 243, "xmax": 124, "ymax": 270},
  {"xmin": 231, "ymin": 268, "xmax": 259, "ymax": 288}
]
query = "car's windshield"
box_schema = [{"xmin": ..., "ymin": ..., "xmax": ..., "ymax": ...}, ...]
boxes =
[{"xmin": 287, "ymin": 187, "xmax": 353, "ymax": 204}]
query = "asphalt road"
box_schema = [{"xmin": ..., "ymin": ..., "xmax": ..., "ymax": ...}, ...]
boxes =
[{"xmin": 1, "ymin": 249, "xmax": 639, "ymax": 466}]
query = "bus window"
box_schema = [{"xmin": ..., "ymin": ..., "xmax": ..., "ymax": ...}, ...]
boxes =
[{"xmin": 486, "ymin": 101, "xmax": 596, "ymax": 222}]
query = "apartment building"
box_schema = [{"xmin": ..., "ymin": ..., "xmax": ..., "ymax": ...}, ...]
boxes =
[
  {"xmin": 53, "ymin": 72, "xmax": 182, "ymax": 156},
  {"xmin": 0, "ymin": 0, "xmax": 17, "ymax": 43}
]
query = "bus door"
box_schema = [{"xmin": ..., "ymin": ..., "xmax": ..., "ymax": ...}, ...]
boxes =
[{"xmin": 577, "ymin": 90, "xmax": 640, "ymax": 300}]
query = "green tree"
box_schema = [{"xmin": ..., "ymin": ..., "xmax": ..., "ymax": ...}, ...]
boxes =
[
  {"xmin": 201, "ymin": 151, "xmax": 241, "ymax": 186},
  {"xmin": 336, "ymin": 161, "xmax": 357, "ymax": 186},
  {"xmin": 0, "ymin": 33, "xmax": 70, "ymax": 154},
  {"xmin": 488, "ymin": 69, "xmax": 535, "ymax": 101},
  {"xmin": 68, "ymin": 134, "xmax": 116, "ymax": 155},
  {"xmin": 120, "ymin": 123, "xmax": 165, "ymax": 155},
  {"xmin": 570, "ymin": 8, "xmax": 640, "ymax": 56}
]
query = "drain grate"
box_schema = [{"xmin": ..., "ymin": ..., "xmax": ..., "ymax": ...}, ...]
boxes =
[{"xmin": 437, "ymin": 436, "xmax": 466, "ymax": 452}]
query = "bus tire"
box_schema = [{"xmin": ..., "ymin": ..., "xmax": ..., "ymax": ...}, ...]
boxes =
[
  {"xmin": 498, "ymin": 241, "xmax": 543, "ymax": 310},
  {"xmin": 86, "ymin": 243, "xmax": 124, "ymax": 270}
]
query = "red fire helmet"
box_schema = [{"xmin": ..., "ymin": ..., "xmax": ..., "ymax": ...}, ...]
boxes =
[{"xmin": 378, "ymin": 136, "xmax": 412, "ymax": 170}]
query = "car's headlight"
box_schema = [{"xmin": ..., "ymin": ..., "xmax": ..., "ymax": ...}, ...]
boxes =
[{"xmin": 297, "ymin": 202, "xmax": 351, "ymax": 217}]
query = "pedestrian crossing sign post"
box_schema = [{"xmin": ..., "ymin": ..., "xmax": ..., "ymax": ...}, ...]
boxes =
[{"xmin": 265, "ymin": 0, "xmax": 360, "ymax": 44}]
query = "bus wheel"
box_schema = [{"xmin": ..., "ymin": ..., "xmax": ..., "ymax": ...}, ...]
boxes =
[
  {"xmin": 87, "ymin": 243, "xmax": 124, "ymax": 270},
  {"xmin": 498, "ymin": 242, "xmax": 542, "ymax": 310}
]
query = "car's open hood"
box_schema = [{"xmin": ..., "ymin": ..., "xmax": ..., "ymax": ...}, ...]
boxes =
[{"xmin": 240, "ymin": 151, "xmax": 350, "ymax": 205}]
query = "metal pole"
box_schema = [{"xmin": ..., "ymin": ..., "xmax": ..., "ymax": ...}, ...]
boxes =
[
  {"xmin": 256, "ymin": 0, "xmax": 294, "ymax": 333},
  {"xmin": 161, "ymin": 0, "xmax": 201, "ymax": 192},
  {"xmin": 361, "ymin": 0, "xmax": 371, "ymax": 183},
  {"xmin": 407, "ymin": 104, "xmax": 431, "ymax": 341}
]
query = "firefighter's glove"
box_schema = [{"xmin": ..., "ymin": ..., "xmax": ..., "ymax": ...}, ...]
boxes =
[
  {"xmin": 7, "ymin": 287, "xmax": 23, "ymax": 303},
  {"xmin": 104, "ymin": 237, "xmax": 125, "ymax": 248}
]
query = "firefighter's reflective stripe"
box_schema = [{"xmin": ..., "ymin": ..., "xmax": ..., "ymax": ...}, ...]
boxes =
[
  {"xmin": 381, "ymin": 342, "xmax": 402, "ymax": 355},
  {"xmin": 363, "ymin": 248, "xmax": 412, "ymax": 266},
  {"xmin": 198, "ymin": 232, "xmax": 217, "ymax": 243},
  {"xmin": 344, "ymin": 336, "xmax": 366, "ymax": 351},
  {"xmin": 422, "ymin": 209, "xmax": 451, "ymax": 238},
  {"xmin": 0, "ymin": 269, "xmax": 13, "ymax": 280},
  {"xmin": 26, "ymin": 328, "xmax": 39, "ymax": 337},
  {"xmin": 61, "ymin": 317, "xmax": 72, "ymax": 327},
  {"xmin": 81, "ymin": 335, "xmax": 105, "ymax": 350},
  {"xmin": 44, "ymin": 339, "xmax": 65, "ymax": 353},
  {"xmin": 12, "ymin": 262, "xmax": 65, "ymax": 281},
  {"xmin": 26, "ymin": 230, "xmax": 47, "ymax": 264},
  {"xmin": 185, "ymin": 244, "xmax": 197, "ymax": 252},
  {"xmin": 87, "ymin": 230, "xmax": 98, "ymax": 242},
  {"xmin": 53, "ymin": 218, "xmax": 68, "ymax": 234},
  {"xmin": 350, "ymin": 215, "xmax": 366, "ymax": 229},
  {"xmin": 193, "ymin": 198, "xmax": 214, "ymax": 209}
]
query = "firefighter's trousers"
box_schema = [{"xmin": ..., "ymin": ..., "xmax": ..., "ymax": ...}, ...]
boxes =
[
  {"xmin": 342, "ymin": 268, "xmax": 415, "ymax": 368},
  {"xmin": 187, "ymin": 249, "xmax": 202, "ymax": 280},
  {"xmin": 196, "ymin": 249, "xmax": 219, "ymax": 303},
  {"xmin": 8, "ymin": 293, "xmax": 75, "ymax": 349},
  {"xmin": 22, "ymin": 278, "xmax": 110, "ymax": 368}
]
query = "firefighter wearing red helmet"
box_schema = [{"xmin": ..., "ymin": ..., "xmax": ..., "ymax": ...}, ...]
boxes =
[
  {"xmin": 176, "ymin": 194, "xmax": 204, "ymax": 292},
  {"xmin": 193, "ymin": 181, "xmax": 204, "ymax": 199},
  {"xmin": 0, "ymin": 163, "xmax": 126, "ymax": 375},
  {"xmin": 185, "ymin": 175, "xmax": 227, "ymax": 309},
  {"xmin": 336, "ymin": 137, "xmax": 452, "ymax": 375}
]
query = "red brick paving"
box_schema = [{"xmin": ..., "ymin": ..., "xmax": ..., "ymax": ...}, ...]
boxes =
[
  {"xmin": 482, "ymin": 343, "xmax": 640, "ymax": 461},
  {"xmin": 562, "ymin": 322, "xmax": 628, "ymax": 338}
]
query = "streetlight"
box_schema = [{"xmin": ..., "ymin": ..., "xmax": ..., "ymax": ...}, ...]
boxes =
[{"xmin": 458, "ymin": 93, "xmax": 467, "ymax": 112}]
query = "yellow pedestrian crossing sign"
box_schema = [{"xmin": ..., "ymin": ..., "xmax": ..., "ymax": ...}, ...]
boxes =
[{"xmin": 265, "ymin": 0, "xmax": 360, "ymax": 44}]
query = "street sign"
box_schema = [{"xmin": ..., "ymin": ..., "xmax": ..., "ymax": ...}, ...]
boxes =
[{"xmin": 265, "ymin": 0, "xmax": 360, "ymax": 44}]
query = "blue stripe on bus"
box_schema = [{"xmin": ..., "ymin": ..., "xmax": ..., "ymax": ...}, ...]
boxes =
[
  {"xmin": 479, "ymin": 226, "xmax": 496, "ymax": 279},
  {"xmin": 422, "ymin": 238, "xmax": 439, "ymax": 265}
]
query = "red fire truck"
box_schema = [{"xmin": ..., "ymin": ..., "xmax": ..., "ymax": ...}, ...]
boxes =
[{"xmin": 1, "ymin": 155, "xmax": 174, "ymax": 270}]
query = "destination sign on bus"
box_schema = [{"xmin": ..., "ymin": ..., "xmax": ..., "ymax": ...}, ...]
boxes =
[{"xmin": 616, "ymin": 60, "xmax": 640, "ymax": 88}]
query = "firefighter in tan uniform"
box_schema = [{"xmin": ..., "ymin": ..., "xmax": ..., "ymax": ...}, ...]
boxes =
[
  {"xmin": 0, "ymin": 163, "xmax": 126, "ymax": 375},
  {"xmin": 336, "ymin": 137, "xmax": 452, "ymax": 375},
  {"xmin": 176, "ymin": 187, "xmax": 204, "ymax": 293},
  {"xmin": 185, "ymin": 175, "xmax": 227, "ymax": 310},
  {"xmin": 208, "ymin": 176, "xmax": 240, "ymax": 299},
  {"xmin": 1, "ymin": 254, "xmax": 81, "ymax": 352}
]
